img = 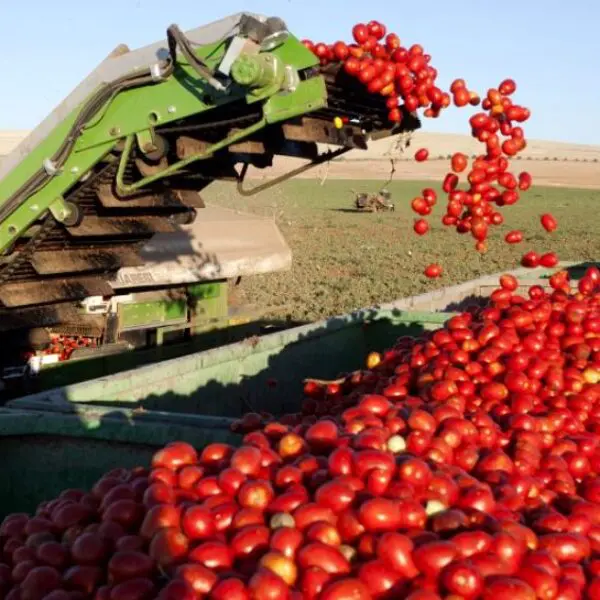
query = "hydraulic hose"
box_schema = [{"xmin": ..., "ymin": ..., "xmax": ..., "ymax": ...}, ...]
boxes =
[
  {"xmin": 0, "ymin": 60, "xmax": 174, "ymax": 224},
  {"xmin": 0, "ymin": 22, "xmax": 230, "ymax": 227},
  {"xmin": 166, "ymin": 25, "xmax": 226, "ymax": 91}
]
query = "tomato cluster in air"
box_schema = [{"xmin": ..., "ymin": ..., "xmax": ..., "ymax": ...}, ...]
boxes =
[{"xmin": 302, "ymin": 21, "xmax": 561, "ymax": 279}]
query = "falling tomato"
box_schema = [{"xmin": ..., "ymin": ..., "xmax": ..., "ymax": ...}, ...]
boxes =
[
  {"xmin": 332, "ymin": 41, "xmax": 349, "ymax": 61},
  {"xmin": 451, "ymin": 152, "xmax": 468, "ymax": 173},
  {"xmin": 414, "ymin": 148, "xmax": 429, "ymax": 162},
  {"xmin": 540, "ymin": 213, "xmax": 558, "ymax": 233},
  {"xmin": 540, "ymin": 252, "xmax": 559, "ymax": 267},
  {"xmin": 505, "ymin": 230, "xmax": 524, "ymax": 244},
  {"xmin": 499, "ymin": 78, "xmax": 517, "ymax": 95},
  {"xmin": 424, "ymin": 264, "xmax": 443, "ymax": 278},
  {"xmin": 352, "ymin": 24, "xmax": 369, "ymax": 45},
  {"xmin": 521, "ymin": 251, "xmax": 540, "ymax": 268},
  {"xmin": 413, "ymin": 219, "xmax": 429, "ymax": 236}
]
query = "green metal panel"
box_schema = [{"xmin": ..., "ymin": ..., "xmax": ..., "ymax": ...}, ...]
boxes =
[
  {"xmin": 0, "ymin": 33, "xmax": 326, "ymax": 252},
  {"xmin": 27, "ymin": 318, "xmax": 260, "ymax": 392},
  {"xmin": 188, "ymin": 281, "xmax": 224, "ymax": 300},
  {"xmin": 0, "ymin": 408, "xmax": 238, "ymax": 517},
  {"xmin": 191, "ymin": 293, "xmax": 229, "ymax": 332},
  {"xmin": 118, "ymin": 281, "xmax": 228, "ymax": 330},
  {"xmin": 119, "ymin": 299, "xmax": 187, "ymax": 329},
  {"xmin": 14, "ymin": 262, "xmax": 597, "ymax": 400},
  {"xmin": 11, "ymin": 309, "xmax": 453, "ymax": 419}
]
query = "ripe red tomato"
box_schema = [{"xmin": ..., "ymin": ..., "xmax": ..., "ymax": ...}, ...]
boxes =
[
  {"xmin": 188, "ymin": 541, "xmax": 233, "ymax": 570},
  {"xmin": 352, "ymin": 24, "xmax": 369, "ymax": 45},
  {"xmin": 499, "ymin": 274, "xmax": 519, "ymax": 291},
  {"xmin": 297, "ymin": 543, "xmax": 351, "ymax": 574},
  {"xmin": 414, "ymin": 148, "xmax": 429, "ymax": 162},
  {"xmin": 158, "ymin": 580, "xmax": 197, "ymax": 600},
  {"xmin": 148, "ymin": 528, "xmax": 189, "ymax": 567},
  {"xmin": 367, "ymin": 20, "xmax": 386, "ymax": 40},
  {"xmin": 499, "ymin": 78, "xmax": 517, "ymax": 95},
  {"xmin": 301, "ymin": 40, "xmax": 314, "ymax": 53},
  {"xmin": 518, "ymin": 172, "xmax": 532, "ymax": 190},
  {"xmin": 332, "ymin": 41, "xmax": 349, "ymax": 61},
  {"xmin": 271, "ymin": 527, "xmax": 304, "ymax": 559},
  {"xmin": 440, "ymin": 561, "xmax": 484, "ymax": 598},
  {"xmin": 180, "ymin": 506, "xmax": 214, "ymax": 540},
  {"xmin": 319, "ymin": 578, "xmax": 372, "ymax": 600},
  {"xmin": 108, "ymin": 551, "xmax": 153, "ymax": 583},
  {"xmin": 230, "ymin": 446, "xmax": 262, "ymax": 476},
  {"xmin": 413, "ymin": 219, "xmax": 429, "ymax": 235},
  {"xmin": 482, "ymin": 577, "xmax": 536, "ymax": 600},
  {"xmin": 540, "ymin": 213, "xmax": 558, "ymax": 233},
  {"xmin": 20, "ymin": 566, "xmax": 61, "ymax": 600},
  {"xmin": 451, "ymin": 152, "xmax": 468, "ymax": 173},
  {"xmin": 385, "ymin": 33, "xmax": 400, "ymax": 51},
  {"xmin": 210, "ymin": 578, "xmax": 250, "ymax": 600},
  {"xmin": 248, "ymin": 568, "xmax": 290, "ymax": 600},
  {"xmin": 358, "ymin": 66, "xmax": 377, "ymax": 84},
  {"xmin": 505, "ymin": 230, "xmax": 524, "ymax": 244},
  {"xmin": 539, "ymin": 252, "xmax": 559, "ymax": 268},
  {"xmin": 443, "ymin": 173, "xmax": 459, "ymax": 193},
  {"xmin": 357, "ymin": 498, "xmax": 404, "ymax": 532},
  {"xmin": 344, "ymin": 57, "xmax": 361, "ymax": 76},
  {"xmin": 313, "ymin": 43, "xmax": 328, "ymax": 59},
  {"xmin": 424, "ymin": 264, "xmax": 443, "ymax": 278},
  {"xmin": 175, "ymin": 564, "xmax": 218, "ymax": 597},
  {"xmin": 388, "ymin": 108, "xmax": 402, "ymax": 123},
  {"xmin": 376, "ymin": 533, "xmax": 419, "ymax": 578},
  {"xmin": 151, "ymin": 442, "xmax": 198, "ymax": 471},
  {"xmin": 521, "ymin": 252, "xmax": 540, "ymax": 268},
  {"xmin": 411, "ymin": 197, "xmax": 430, "ymax": 215}
]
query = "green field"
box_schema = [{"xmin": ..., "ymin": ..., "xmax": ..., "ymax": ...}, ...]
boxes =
[{"xmin": 206, "ymin": 180, "xmax": 600, "ymax": 323}]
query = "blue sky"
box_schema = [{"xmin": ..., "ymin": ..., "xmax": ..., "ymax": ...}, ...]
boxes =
[{"xmin": 0, "ymin": 0, "xmax": 597, "ymax": 144}]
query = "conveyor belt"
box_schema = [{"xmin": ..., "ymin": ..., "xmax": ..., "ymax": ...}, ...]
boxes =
[{"xmin": 0, "ymin": 64, "xmax": 419, "ymax": 313}]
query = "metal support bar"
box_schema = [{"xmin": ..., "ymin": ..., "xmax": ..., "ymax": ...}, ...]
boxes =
[
  {"xmin": 236, "ymin": 147, "xmax": 350, "ymax": 196},
  {"xmin": 48, "ymin": 197, "xmax": 75, "ymax": 224},
  {"xmin": 115, "ymin": 117, "xmax": 267, "ymax": 196}
]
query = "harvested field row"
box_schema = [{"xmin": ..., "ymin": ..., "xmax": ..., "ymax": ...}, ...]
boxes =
[{"xmin": 207, "ymin": 179, "xmax": 600, "ymax": 322}]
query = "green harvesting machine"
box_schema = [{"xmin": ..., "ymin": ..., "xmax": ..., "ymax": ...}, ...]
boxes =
[{"xmin": 0, "ymin": 13, "xmax": 420, "ymax": 380}]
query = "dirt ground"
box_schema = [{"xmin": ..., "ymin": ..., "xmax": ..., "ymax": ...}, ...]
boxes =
[
  {"xmin": 207, "ymin": 179, "xmax": 600, "ymax": 322},
  {"xmin": 2, "ymin": 130, "xmax": 600, "ymax": 189},
  {"xmin": 241, "ymin": 130, "xmax": 600, "ymax": 190},
  {"xmin": 2, "ymin": 130, "xmax": 599, "ymax": 323},
  {"xmin": 246, "ymin": 157, "xmax": 600, "ymax": 189}
]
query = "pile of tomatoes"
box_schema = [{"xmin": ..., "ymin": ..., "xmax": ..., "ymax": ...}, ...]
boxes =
[
  {"xmin": 302, "ymin": 21, "xmax": 560, "ymax": 279},
  {"xmin": 40, "ymin": 335, "xmax": 96, "ymax": 362},
  {"xmin": 303, "ymin": 21, "xmax": 449, "ymax": 127},
  {"xmin": 2, "ymin": 266, "xmax": 600, "ymax": 599}
]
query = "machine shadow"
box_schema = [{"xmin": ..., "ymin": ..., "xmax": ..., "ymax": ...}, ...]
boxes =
[
  {"xmin": 2, "ymin": 306, "xmax": 437, "ymax": 514},
  {"xmin": 10, "ymin": 306, "xmax": 433, "ymax": 418}
]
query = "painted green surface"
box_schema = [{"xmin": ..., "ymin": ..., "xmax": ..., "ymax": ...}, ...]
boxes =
[
  {"xmin": 0, "ymin": 32, "xmax": 325, "ymax": 252},
  {"xmin": 11, "ymin": 309, "xmax": 453, "ymax": 418},
  {"xmin": 188, "ymin": 281, "xmax": 223, "ymax": 300},
  {"xmin": 0, "ymin": 408, "xmax": 238, "ymax": 517},
  {"xmin": 119, "ymin": 299, "xmax": 187, "ymax": 329},
  {"xmin": 118, "ymin": 281, "xmax": 227, "ymax": 329}
]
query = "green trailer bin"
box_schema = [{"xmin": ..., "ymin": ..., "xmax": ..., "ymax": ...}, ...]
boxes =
[
  {"xmin": 0, "ymin": 407, "xmax": 238, "ymax": 517},
  {"xmin": 3, "ymin": 260, "xmax": 596, "ymax": 518},
  {"xmin": 9, "ymin": 309, "xmax": 452, "ymax": 419},
  {"xmin": 9, "ymin": 260, "xmax": 596, "ymax": 419}
]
